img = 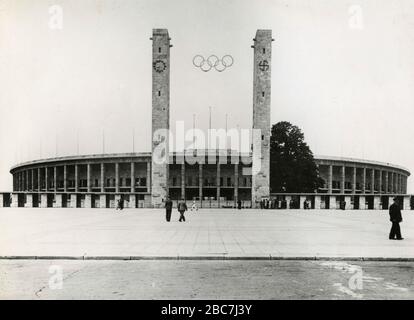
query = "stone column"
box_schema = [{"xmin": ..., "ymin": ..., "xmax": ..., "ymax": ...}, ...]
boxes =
[
  {"xmin": 53, "ymin": 167, "xmax": 57, "ymax": 192},
  {"xmin": 85, "ymin": 194, "xmax": 92, "ymax": 208},
  {"xmin": 371, "ymin": 169, "xmax": 375, "ymax": 194},
  {"xmin": 100, "ymin": 163, "xmax": 105, "ymax": 192},
  {"xmin": 11, "ymin": 193, "xmax": 19, "ymax": 208},
  {"xmin": 403, "ymin": 196, "xmax": 411, "ymax": 210},
  {"xmin": 340, "ymin": 166, "xmax": 345, "ymax": 193},
  {"xmin": 285, "ymin": 195, "xmax": 292, "ymax": 209},
  {"xmin": 378, "ymin": 170, "xmax": 383, "ymax": 193},
  {"xmin": 146, "ymin": 161, "xmax": 151, "ymax": 193},
  {"xmin": 63, "ymin": 165, "xmax": 67, "ymax": 192},
  {"xmin": 25, "ymin": 194, "xmax": 33, "ymax": 208},
  {"xmin": 38, "ymin": 168, "xmax": 41, "ymax": 191},
  {"xmin": 100, "ymin": 194, "xmax": 106, "ymax": 208},
  {"xmin": 399, "ymin": 175, "xmax": 402, "ymax": 194},
  {"xmin": 70, "ymin": 194, "xmax": 77, "ymax": 208},
  {"xmin": 199, "ymin": 163, "xmax": 203, "ymax": 203},
  {"xmin": 54, "ymin": 194, "xmax": 62, "ymax": 208},
  {"xmin": 352, "ymin": 167, "xmax": 356, "ymax": 194},
  {"xmin": 74, "ymin": 165, "xmax": 78, "ymax": 192},
  {"xmin": 397, "ymin": 173, "xmax": 400, "ymax": 194},
  {"xmin": 359, "ymin": 196, "xmax": 365, "ymax": 210},
  {"xmin": 395, "ymin": 174, "xmax": 399, "ymax": 194},
  {"xmin": 115, "ymin": 163, "xmax": 119, "ymax": 193},
  {"xmin": 314, "ymin": 195, "xmax": 321, "ymax": 210},
  {"xmin": 404, "ymin": 176, "xmax": 408, "ymax": 194},
  {"xmin": 234, "ymin": 164, "xmax": 239, "ymax": 204},
  {"xmin": 397, "ymin": 174, "xmax": 400, "ymax": 194},
  {"xmin": 362, "ymin": 167, "xmax": 366, "ymax": 194},
  {"xmin": 216, "ymin": 163, "xmax": 221, "ymax": 206},
  {"xmin": 181, "ymin": 163, "xmax": 185, "ymax": 200},
  {"xmin": 41, "ymin": 194, "xmax": 48, "ymax": 208},
  {"xmin": 391, "ymin": 172, "xmax": 395, "ymax": 193},
  {"xmin": 0, "ymin": 194, "xmax": 3, "ymax": 208},
  {"xmin": 129, "ymin": 194, "xmax": 136, "ymax": 208},
  {"xmin": 31, "ymin": 169, "xmax": 34, "ymax": 191},
  {"xmin": 328, "ymin": 165, "xmax": 333, "ymax": 193},
  {"xmin": 87, "ymin": 163, "xmax": 91, "ymax": 192},
  {"xmin": 385, "ymin": 172, "xmax": 389, "ymax": 194},
  {"xmin": 344, "ymin": 196, "xmax": 352, "ymax": 210},
  {"xmin": 45, "ymin": 168, "xmax": 49, "ymax": 191},
  {"xmin": 373, "ymin": 196, "xmax": 381, "ymax": 210},
  {"xmin": 330, "ymin": 196, "xmax": 337, "ymax": 209},
  {"xmin": 130, "ymin": 162, "xmax": 135, "ymax": 193},
  {"xmin": 396, "ymin": 173, "xmax": 400, "ymax": 193}
]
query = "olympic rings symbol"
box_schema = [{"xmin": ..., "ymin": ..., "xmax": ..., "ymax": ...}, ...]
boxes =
[{"xmin": 192, "ymin": 55, "xmax": 234, "ymax": 72}]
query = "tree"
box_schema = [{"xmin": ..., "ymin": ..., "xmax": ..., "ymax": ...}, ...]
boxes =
[{"xmin": 270, "ymin": 121, "xmax": 323, "ymax": 193}]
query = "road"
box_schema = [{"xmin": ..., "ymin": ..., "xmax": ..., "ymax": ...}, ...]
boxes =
[{"xmin": 1, "ymin": 260, "xmax": 413, "ymax": 299}]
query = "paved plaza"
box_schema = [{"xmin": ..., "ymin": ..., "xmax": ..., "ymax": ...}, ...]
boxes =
[
  {"xmin": 1, "ymin": 259, "xmax": 414, "ymax": 299},
  {"xmin": 0, "ymin": 208, "xmax": 413, "ymax": 259}
]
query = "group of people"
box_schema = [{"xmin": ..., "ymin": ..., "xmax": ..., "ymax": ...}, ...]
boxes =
[
  {"xmin": 164, "ymin": 197, "xmax": 189, "ymax": 222},
  {"xmin": 259, "ymin": 198, "xmax": 290, "ymax": 209}
]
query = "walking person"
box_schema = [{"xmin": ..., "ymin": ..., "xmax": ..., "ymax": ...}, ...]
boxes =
[
  {"xmin": 178, "ymin": 198, "xmax": 188, "ymax": 222},
  {"xmin": 389, "ymin": 197, "xmax": 404, "ymax": 240},
  {"xmin": 165, "ymin": 196, "xmax": 173, "ymax": 222}
]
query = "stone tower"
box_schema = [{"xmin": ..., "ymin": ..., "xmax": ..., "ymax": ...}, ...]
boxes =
[
  {"xmin": 251, "ymin": 30, "xmax": 273, "ymax": 207},
  {"xmin": 151, "ymin": 29, "xmax": 171, "ymax": 207}
]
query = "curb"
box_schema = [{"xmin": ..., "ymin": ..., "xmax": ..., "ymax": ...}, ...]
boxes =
[{"xmin": 1, "ymin": 255, "xmax": 414, "ymax": 262}]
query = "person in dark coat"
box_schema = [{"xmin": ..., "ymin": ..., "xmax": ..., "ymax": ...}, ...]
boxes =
[
  {"xmin": 178, "ymin": 198, "xmax": 188, "ymax": 222},
  {"xmin": 237, "ymin": 199, "xmax": 242, "ymax": 210},
  {"xmin": 389, "ymin": 197, "xmax": 404, "ymax": 240},
  {"xmin": 165, "ymin": 197, "xmax": 173, "ymax": 222}
]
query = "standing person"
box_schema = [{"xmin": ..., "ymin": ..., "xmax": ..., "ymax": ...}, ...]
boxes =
[
  {"xmin": 389, "ymin": 197, "xmax": 404, "ymax": 240},
  {"xmin": 237, "ymin": 199, "xmax": 242, "ymax": 210},
  {"xmin": 119, "ymin": 197, "xmax": 124, "ymax": 210},
  {"xmin": 165, "ymin": 196, "xmax": 173, "ymax": 222},
  {"xmin": 178, "ymin": 198, "xmax": 188, "ymax": 222}
]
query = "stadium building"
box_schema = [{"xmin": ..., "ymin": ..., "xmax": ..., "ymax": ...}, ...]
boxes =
[{"xmin": 0, "ymin": 29, "xmax": 412, "ymax": 210}]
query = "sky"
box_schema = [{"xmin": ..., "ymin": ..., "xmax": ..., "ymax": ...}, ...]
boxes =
[{"xmin": 1, "ymin": 0, "xmax": 414, "ymax": 191}]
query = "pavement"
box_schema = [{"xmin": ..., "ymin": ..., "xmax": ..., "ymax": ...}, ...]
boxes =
[
  {"xmin": 0, "ymin": 208, "xmax": 413, "ymax": 259},
  {"xmin": 1, "ymin": 259, "xmax": 413, "ymax": 299}
]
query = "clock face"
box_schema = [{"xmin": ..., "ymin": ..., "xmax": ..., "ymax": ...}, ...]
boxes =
[{"xmin": 153, "ymin": 60, "xmax": 167, "ymax": 73}]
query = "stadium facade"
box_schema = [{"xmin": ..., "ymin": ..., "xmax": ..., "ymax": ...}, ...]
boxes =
[{"xmin": 1, "ymin": 29, "xmax": 412, "ymax": 210}]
